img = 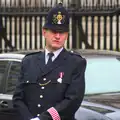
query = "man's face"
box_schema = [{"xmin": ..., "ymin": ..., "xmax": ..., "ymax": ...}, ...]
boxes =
[{"xmin": 42, "ymin": 29, "xmax": 68, "ymax": 51}]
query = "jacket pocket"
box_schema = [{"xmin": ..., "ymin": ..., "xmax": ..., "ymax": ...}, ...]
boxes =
[{"xmin": 51, "ymin": 77, "xmax": 71, "ymax": 84}]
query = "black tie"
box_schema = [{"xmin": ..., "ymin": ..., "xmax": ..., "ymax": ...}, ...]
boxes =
[{"xmin": 47, "ymin": 52, "xmax": 54, "ymax": 65}]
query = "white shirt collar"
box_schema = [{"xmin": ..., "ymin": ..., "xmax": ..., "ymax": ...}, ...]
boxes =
[{"xmin": 45, "ymin": 47, "xmax": 63, "ymax": 64}]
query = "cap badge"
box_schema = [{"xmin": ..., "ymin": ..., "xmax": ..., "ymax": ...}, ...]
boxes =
[{"xmin": 52, "ymin": 11, "xmax": 65, "ymax": 25}]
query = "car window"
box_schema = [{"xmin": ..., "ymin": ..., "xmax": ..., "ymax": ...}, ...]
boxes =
[
  {"xmin": 85, "ymin": 57, "xmax": 120, "ymax": 94},
  {"xmin": 0, "ymin": 61, "xmax": 9, "ymax": 90},
  {"xmin": 6, "ymin": 61, "xmax": 21, "ymax": 94}
]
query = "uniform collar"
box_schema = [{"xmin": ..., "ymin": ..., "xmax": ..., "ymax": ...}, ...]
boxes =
[{"xmin": 45, "ymin": 47, "xmax": 63, "ymax": 59}]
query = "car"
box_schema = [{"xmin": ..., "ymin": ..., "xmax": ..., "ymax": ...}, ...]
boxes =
[{"xmin": 0, "ymin": 49, "xmax": 120, "ymax": 120}]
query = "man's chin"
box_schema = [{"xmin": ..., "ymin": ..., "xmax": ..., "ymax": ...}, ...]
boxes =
[{"xmin": 51, "ymin": 45, "xmax": 62, "ymax": 50}]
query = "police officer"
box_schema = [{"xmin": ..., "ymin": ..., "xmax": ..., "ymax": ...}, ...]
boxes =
[{"xmin": 12, "ymin": 3, "xmax": 87, "ymax": 120}]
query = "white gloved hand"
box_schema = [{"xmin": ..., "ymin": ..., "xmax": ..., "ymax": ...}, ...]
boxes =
[{"xmin": 31, "ymin": 117, "xmax": 40, "ymax": 120}]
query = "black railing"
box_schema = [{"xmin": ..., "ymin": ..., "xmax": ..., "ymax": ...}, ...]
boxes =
[
  {"xmin": 72, "ymin": 8, "xmax": 120, "ymax": 50},
  {"xmin": 0, "ymin": 0, "xmax": 120, "ymax": 52},
  {"xmin": 0, "ymin": 0, "xmax": 119, "ymax": 10}
]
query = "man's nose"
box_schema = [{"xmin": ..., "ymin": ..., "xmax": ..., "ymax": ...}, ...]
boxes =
[{"xmin": 55, "ymin": 33, "xmax": 60, "ymax": 38}]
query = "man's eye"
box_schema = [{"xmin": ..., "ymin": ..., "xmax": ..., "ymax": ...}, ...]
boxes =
[{"xmin": 51, "ymin": 30, "xmax": 57, "ymax": 34}]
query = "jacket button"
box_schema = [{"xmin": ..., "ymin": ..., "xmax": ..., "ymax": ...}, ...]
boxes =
[
  {"xmin": 37, "ymin": 104, "xmax": 41, "ymax": 107},
  {"xmin": 37, "ymin": 114, "xmax": 40, "ymax": 117},
  {"xmin": 41, "ymin": 87, "xmax": 45, "ymax": 89},
  {"xmin": 26, "ymin": 81, "xmax": 29, "ymax": 83},
  {"xmin": 40, "ymin": 95, "xmax": 43, "ymax": 98},
  {"xmin": 43, "ymin": 78, "xmax": 46, "ymax": 81}
]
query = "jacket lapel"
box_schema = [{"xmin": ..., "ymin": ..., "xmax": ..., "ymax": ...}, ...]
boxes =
[
  {"xmin": 36, "ymin": 51, "xmax": 45, "ymax": 74},
  {"xmin": 41, "ymin": 48, "xmax": 69, "ymax": 76}
]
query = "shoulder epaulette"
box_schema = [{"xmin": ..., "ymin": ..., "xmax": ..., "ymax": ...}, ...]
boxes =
[
  {"xmin": 69, "ymin": 50, "xmax": 82, "ymax": 58},
  {"xmin": 25, "ymin": 51, "xmax": 42, "ymax": 57}
]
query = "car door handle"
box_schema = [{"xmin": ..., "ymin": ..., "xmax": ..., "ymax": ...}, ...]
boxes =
[{"xmin": 0, "ymin": 100, "xmax": 8, "ymax": 108}]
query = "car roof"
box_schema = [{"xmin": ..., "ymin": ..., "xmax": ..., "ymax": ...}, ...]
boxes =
[
  {"xmin": 1, "ymin": 49, "xmax": 120, "ymax": 59},
  {"xmin": 16, "ymin": 49, "xmax": 120, "ymax": 56},
  {"xmin": 0, "ymin": 50, "xmax": 42, "ymax": 60},
  {"xmin": 75, "ymin": 49, "xmax": 120, "ymax": 57},
  {"xmin": 0, "ymin": 53, "xmax": 25, "ymax": 60}
]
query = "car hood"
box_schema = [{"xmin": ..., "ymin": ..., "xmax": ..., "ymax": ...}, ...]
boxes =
[
  {"xmin": 1, "ymin": 93, "xmax": 120, "ymax": 109},
  {"xmin": 84, "ymin": 92, "xmax": 120, "ymax": 109},
  {"xmin": 106, "ymin": 111, "xmax": 120, "ymax": 120}
]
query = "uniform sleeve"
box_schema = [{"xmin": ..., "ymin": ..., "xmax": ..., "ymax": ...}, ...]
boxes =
[
  {"xmin": 12, "ymin": 58, "xmax": 33, "ymax": 120},
  {"xmin": 39, "ymin": 58, "xmax": 87, "ymax": 120}
]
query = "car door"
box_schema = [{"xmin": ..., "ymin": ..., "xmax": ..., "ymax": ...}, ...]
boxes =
[
  {"xmin": 0, "ymin": 60, "xmax": 10, "ymax": 109},
  {"xmin": 5, "ymin": 61, "xmax": 21, "ymax": 95},
  {"xmin": 0, "ymin": 61, "xmax": 21, "ymax": 109},
  {"xmin": 0, "ymin": 60, "xmax": 10, "ymax": 92}
]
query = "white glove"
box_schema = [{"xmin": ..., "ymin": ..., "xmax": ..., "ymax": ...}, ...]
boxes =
[{"xmin": 31, "ymin": 117, "xmax": 40, "ymax": 120}]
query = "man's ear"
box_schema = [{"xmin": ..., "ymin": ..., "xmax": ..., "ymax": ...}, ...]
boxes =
[
  {"xmin": 65, "ymin": 32, "xmax": 69, "ymax": 41},
  {"xmin": 42, "ymin": 28, "xmax": 47, "ymax": 37}
]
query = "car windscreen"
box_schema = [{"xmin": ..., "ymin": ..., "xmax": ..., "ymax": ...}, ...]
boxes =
[{"xmin": 85, "ymin": 57, "xmax": 120, "ymax": 94}]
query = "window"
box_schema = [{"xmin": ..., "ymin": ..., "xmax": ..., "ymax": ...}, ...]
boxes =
[
  {"xmin": 6, "ymin": 61, "xmax": 21, "ymax": 94},
  {"xmin": 85, "ymin": 57, "xmax": 120, "ymax": 94},
  {"xmin": 0, "ymin": 61, "xmax": 9, "ymax": 89}
]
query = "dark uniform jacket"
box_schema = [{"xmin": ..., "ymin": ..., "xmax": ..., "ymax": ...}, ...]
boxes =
[{"xmin": 12, "ymin": 48, "xmax": 86, "ymax": 120}]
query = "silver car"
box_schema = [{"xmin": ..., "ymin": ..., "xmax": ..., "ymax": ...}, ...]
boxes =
[{"xmin": 0, "ymin": 50, "xmax": 120, "ymax": 120}]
